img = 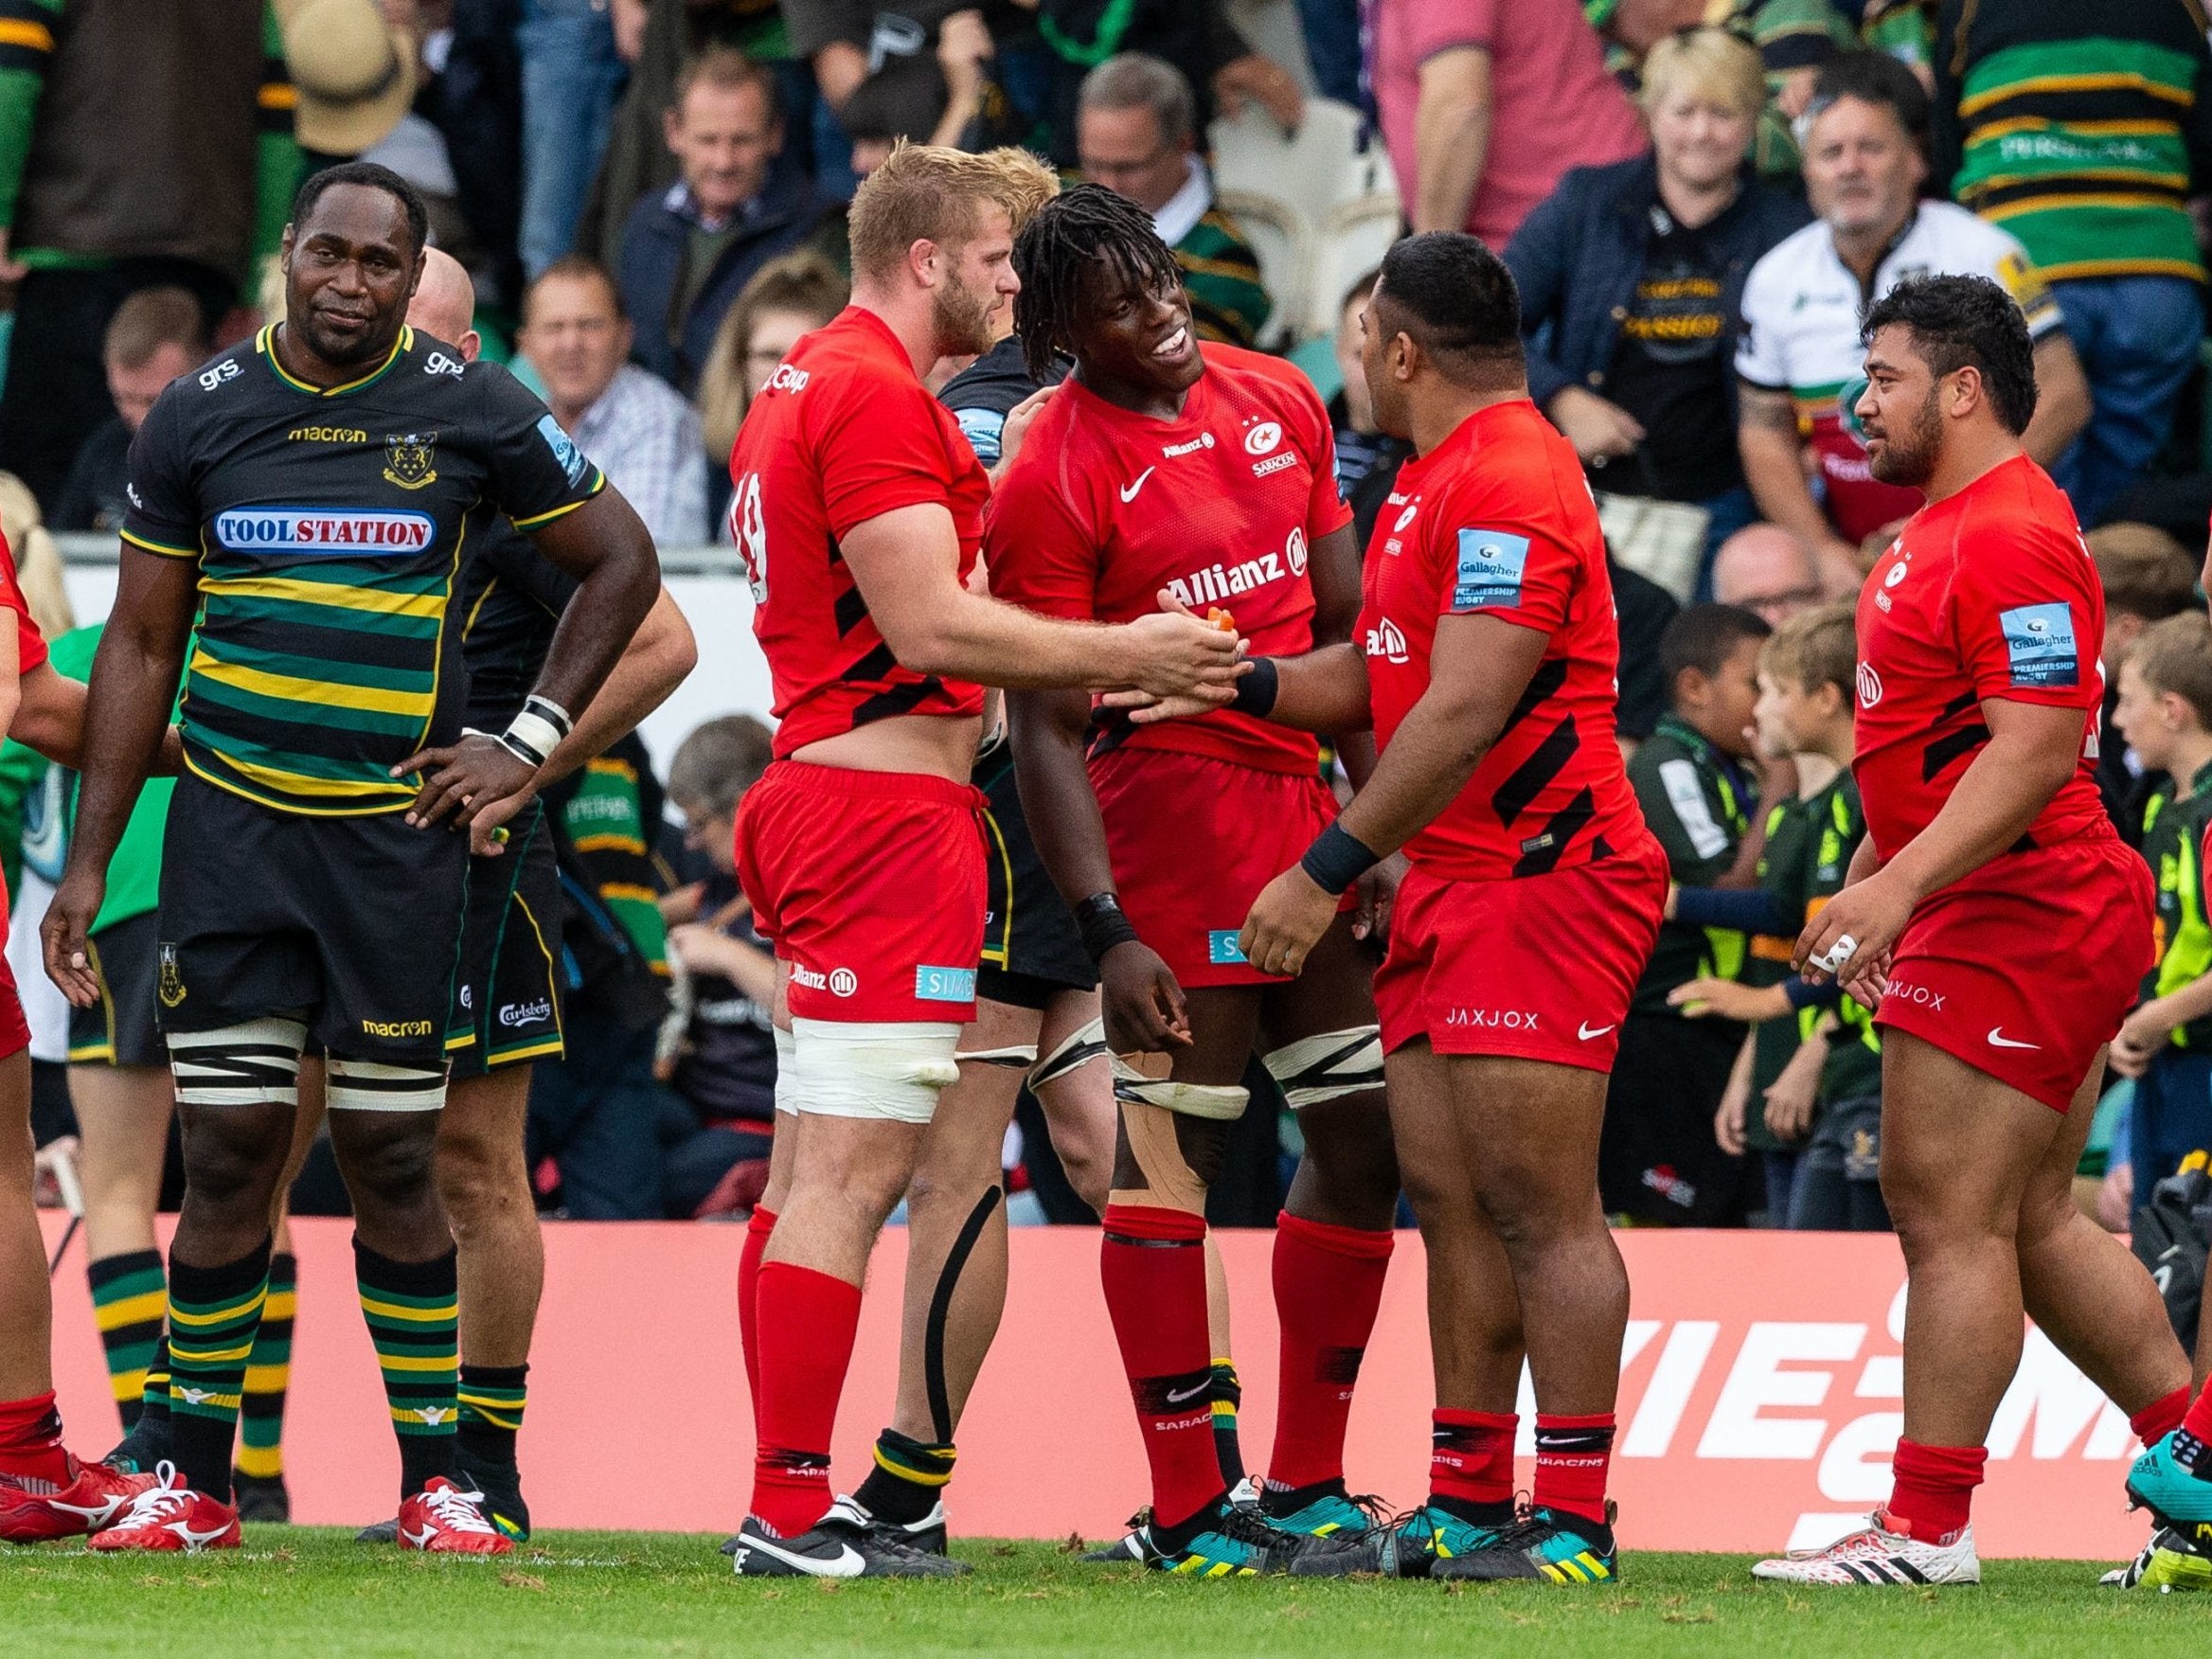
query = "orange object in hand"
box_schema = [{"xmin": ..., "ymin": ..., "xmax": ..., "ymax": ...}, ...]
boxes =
[{"xmin": 1206, "ymin": 607, "xmax": 1236, "ymax": 633}]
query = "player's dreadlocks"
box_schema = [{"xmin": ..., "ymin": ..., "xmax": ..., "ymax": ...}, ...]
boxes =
[{"xmin": 1012, "ymin": 183, "xmax": 1184, "ymax": 384}]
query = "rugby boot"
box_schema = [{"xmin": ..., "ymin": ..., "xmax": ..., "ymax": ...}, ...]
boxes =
[
  {"xmin": 0, "ymin": 1456, "xmax": 157, "ymax": 1543},
  {"xmin": 1079, "ymin": 1507, "xmax": 1167, "ymax": 1565},
  {"xmin": 723, "ymin": 1490, "xmax": 945, "ymax": 1560},
  {"xmin": 2127, "ymin": 1431, "xmax": 2212, "ymax": 1551},
  {"xmin": 395, "ymin": 1477, "xmax": 513, "ymax": 1555},
  {"xmin": 1438, "ymin": 1505, "xmax": 1622, "ymax": 1584},
  {"xmin": 727, "ymin": 1496, "xmax": 967, "ymax": 1578},
  {"xmin": 455, "ymin": 1449, "xmax": 530, "ymax": 1543},
  {"xmin": 86, "ymin": 1463, "xmax": 241, "ymax": 1553},
  {"xmin": 2102, "ymin": 1526, "xmax": 2212, "ymax": 1591},
  {"xmin": 1258, "ymin": 1479, "xmax": 1385, "ymax": 1541},
  {"xmin": 1290, "ymin": 1501, "xmax": 1507, "ymax": 1578},
  {"xmin": 1145, "ymin": 1494, "xmax": 1355, "ymax": 1577},
  {"xmin": 1751, "ymin": 1509, "xmax": 1977, "ymax": 1586}
]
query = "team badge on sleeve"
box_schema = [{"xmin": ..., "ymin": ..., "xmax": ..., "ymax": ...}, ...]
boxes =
[
  {"xmin": 1999, "ymin": 602, "xmax": 2078, "ymax": 688},
  {"xmin": 1453, "ymin": 529, "xmax": 1530, "ymax": 612}
]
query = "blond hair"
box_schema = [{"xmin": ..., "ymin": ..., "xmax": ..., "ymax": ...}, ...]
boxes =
[
  {"xmin": 698, "ymin": 252, "xmax": 848, "ymax": 461},
  {"xmin": 0, "ymin": 473, "xmax": 74, "ymax": 641},
  {"xmin": 1761, "ymin": 601, "xmax": 1856, "ymax": 701},
  {"xmin": 2131, "ymin": 612, "xmax": 2212, "ymax": 731},
  {"xmin": 1639, "ymin": 26, "xmax": 1765, "ymax": 122},
  {"xmin": 847, "ymin": 142, "xmax": 1059, "ymax": 284}
]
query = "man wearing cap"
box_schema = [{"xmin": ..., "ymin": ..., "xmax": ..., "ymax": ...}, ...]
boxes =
[{"xmin": 0, "ymin": 0, "xmax": 301, "ymax": 510}]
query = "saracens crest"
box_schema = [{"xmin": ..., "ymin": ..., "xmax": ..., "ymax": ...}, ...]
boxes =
[{"xmin": 384, "ymin": 431, "xmax": 439, "ymax": 490}]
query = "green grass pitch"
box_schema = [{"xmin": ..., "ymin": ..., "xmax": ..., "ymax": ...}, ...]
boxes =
[{"xmin": 0, "ymin": 1531, "xmax": 2207, "ymax": 1657}]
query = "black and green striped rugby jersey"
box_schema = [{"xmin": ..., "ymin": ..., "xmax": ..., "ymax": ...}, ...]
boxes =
[{"xmin": 119, "ymin": 323, "xmax": 605, "ymax": 816}]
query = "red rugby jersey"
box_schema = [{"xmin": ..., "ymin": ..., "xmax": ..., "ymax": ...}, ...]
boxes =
[
  {"xmin": 1358, "ymin": 399, "xmax": 1643, "ymax": 881},
  {"xmin": 984, "ymin": 344, "xmax": 1350, "ymax": 775},
  {"xmin": 1852, "ymin": 453, "xmax": 2109, "ymax": 861},
  {"xmin": 727, "ymin": 306, "xmax": 989, "ymax": 758},
  {"xmin": 0, "ymin": 532, "xmax": 45, "ymax": 677}
]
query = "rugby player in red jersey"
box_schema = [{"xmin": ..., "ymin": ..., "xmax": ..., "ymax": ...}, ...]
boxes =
[
  {"xmin": 0, "ymin": 534, "xmax": 166, "ymax": 1543},
  {"xmin": 722, "ymin": 143, "xmax": 1246, "ymax": 1579},
  {"xmin": 1119, "ymin": 232, "xmax": 1667, "ymax": 1584},
  {"xmin": 1758, "ymin": 276, "xmax": 2191, "ymax": 1585},
  {"xmin": 987, "ymin": 185, "xmax": 1400, "ymax": 1578}
]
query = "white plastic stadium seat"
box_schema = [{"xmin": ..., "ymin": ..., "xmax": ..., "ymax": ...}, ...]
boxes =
[
  {"xmin": 1207, "ymin": 97, "xmax": 1398, "ymax": 224},
  {"xmin": 1211, "ymin": 189, "xmax": 1312, "ymax": 352},
  {"xmin": 1308, "ymin": 194, "xmax": 1403, "ymax": 339}
]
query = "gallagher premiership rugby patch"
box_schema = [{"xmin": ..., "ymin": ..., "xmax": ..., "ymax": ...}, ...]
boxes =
[
  {"xmin": 1998, "ymin": 602, "xmax": 2078, "ymax": 688},
  {"xmin": 1453, "ymin": 529, "xmax": 1530, "ymax": 611}
]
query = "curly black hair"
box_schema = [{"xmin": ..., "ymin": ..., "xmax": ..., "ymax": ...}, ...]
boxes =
[
  {"xmin": 1011, "ymin": 183, "xmax": 1181, "ymax": 384},
  {"xmin": 1863, "ymin": 274, "xmax": 2039, "ymax": 437}
]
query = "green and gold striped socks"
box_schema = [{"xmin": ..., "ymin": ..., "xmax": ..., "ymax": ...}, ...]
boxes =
[
  {"xmin": 853, "ymin": 1427, "xmax": 956, "ymax": 1525},
  {"xmin": 86, "ymin": 1249, "xmax": 165, "ymax": 1429},
  {"xmin": 456, "ymin": 1363, "xmax": 527, "ymax": 1468},
  {"xmin": 234, "ymin": 1251, "xmax": 295, "ymax": 1482},
  {"xmin": 354, "ymin": 1240, "xmax": 459, "ymax": 1499},
  {"xmin": 165, "ymin": 1239, "xmax": 273, "ymax": 1500}
]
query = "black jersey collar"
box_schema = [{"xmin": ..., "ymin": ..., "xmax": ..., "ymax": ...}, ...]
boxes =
[{"xmin": 258, "ymin": 323, "xmax": 413, "ymax": 398}]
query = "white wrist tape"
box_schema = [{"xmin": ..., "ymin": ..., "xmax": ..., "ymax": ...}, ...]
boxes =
[{"xmin": 500, "ymin": 708, "xmax": 565, "ymax": 768}]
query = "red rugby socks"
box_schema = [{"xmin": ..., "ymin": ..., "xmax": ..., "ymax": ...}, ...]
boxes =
[
  {"xmin": 1533, "ymin": 1412, "xmax": 1615, "ymax": 1528},
  {"xmin": 1100, "ymin": 1204, "xmax": 1220, "ymax": 1530},
  {"xmin": 0, "ymin": 1390, "xmax": 69, "ymax": 1490},
  {"xmin": 748, "ymin": 1260, "xmax": 860, "ymax": 1538},
  {"xmin": 2133, "ymin": 1383, "xmax": 2189, "ymax": 1448},
  {"xmin": 738, "ymin": 1205, "xmax": 776, "ymax": 1414},
  {"xmin": 1431, "ymin": 1408, "xmax": 1516, "ymax": 1523},
  {"xmin": 1884, "ymin": 1438, "xmax": 1986, "ymax": 1543},
  {"xmin": 1266, "ymin": 1211, "xmax": 1393, "ymax": 1493},
  {"xmin": 2174, "ymin": 1380, "xmax": 2212, "ymax": 1476}
]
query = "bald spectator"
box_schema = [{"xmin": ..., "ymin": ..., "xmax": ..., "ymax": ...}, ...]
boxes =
[
  {"xmin": 1710, "ymin": 524, "xmax": 1827, "ymax": 626},
  {"xmin": 1078, "ymin": 54, "xmax": 1271, "ymax": 348},
  {"xmin": 52, "ymin": 287, "xmax": 207, "ymax": 533},
  {"xmin": 522, "ymin": 256, "xmax": 708, "ymax": 547},
  {"xmin": 1370, "ymin": 0, "xmax": 1647, "ymax": 245}
]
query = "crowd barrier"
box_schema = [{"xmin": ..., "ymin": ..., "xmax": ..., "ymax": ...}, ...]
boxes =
[{"xmin": 39, "ymin": 1215, "xmax": 2156, "ymax": 1558}]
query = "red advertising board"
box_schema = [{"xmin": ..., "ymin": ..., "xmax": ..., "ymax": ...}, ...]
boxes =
[{"xmin": 36, "ymin": 1216, "xmax": 2156, "ymax": 1557}]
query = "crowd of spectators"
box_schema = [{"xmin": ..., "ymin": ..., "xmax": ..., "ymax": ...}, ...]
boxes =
[{"xmin": 9, "ymin": 0, "xmax": 2212, "ymax": 1232}]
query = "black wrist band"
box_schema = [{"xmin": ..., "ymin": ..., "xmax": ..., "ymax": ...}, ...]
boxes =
[
  {"xmin": 1073, "ymin": 892, "xmax": 1140, "ymax": 964},
  {"xmin": 1229, "ymin": 655, "xmax": 1278, "ymax": 717},
  {"xmin": 496, "ymin": 731, "xmax": 549, "ymax": 769},
  {"xmin": 1300, "ymin": 823, "xmax": 1381, "ymax": 896},
  {"xmin": 524, "ymin": 693, "xmax": 575, "ymax": 740}
]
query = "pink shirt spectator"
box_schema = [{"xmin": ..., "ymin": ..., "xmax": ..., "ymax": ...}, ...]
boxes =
[{"xmin": 1371, "ymin": 0, "xmax": 1648, "ymax": 248}]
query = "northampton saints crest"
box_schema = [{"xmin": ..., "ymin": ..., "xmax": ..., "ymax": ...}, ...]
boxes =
[
  {"xmin": 383, "ymin": 431, "xmax": 438, "ymax": 490},
  {"xmin": 157, "ymin": 942, "xmax": 186, "ymax": 1008}
]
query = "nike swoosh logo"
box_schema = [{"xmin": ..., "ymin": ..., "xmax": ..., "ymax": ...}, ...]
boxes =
[
  {"xmin": 1578, "ymin": 1022, "xmax": 1615, "ymax": 1042},
  {"xmin": 1119, "ymin": 468, "xmax": 1155, "ymax": 503},
  {"xmin": 1165, "ymin": 1381, "xmax": 1210, "ymax": 1404},
  {"xmin": 746, "ymin": 1533, "xmax": 866, "ymax": 1578},
  {"xmin": 1987, "ymin": 1027, "xmax": 2040, "ymax": 1049}
]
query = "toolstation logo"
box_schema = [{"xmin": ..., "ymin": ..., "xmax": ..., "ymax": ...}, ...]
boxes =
[{"xmin": 213, "ymin": 508, "xmax": 436, "ymax": 554}]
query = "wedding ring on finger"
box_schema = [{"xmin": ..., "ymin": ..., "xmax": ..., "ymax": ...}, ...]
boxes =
[{"xmin": 1808, "ymin": 932, "xmax": 1859, "ymax": 975}]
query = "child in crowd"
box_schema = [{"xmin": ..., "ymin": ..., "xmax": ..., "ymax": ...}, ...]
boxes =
[
  {"xmin": 1602, "ymin": 604, "xmax": 1774, "ymax": 1224},
  {"xmin": 1667, "ymin": 605, "xmax": 1875, "ymax": 1227},
  {"xmin": 2108, "ymin": 615, "xmax": 2212, "ymax": 1217},
  {"xmin": 2088, "ymin": 524, "xmax": 2201, "ymax": 840}
]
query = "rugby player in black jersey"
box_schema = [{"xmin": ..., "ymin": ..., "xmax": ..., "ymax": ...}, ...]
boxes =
[{"xmin": 44, "ymin": 164, "xmax": 660, "ymax": 1553}]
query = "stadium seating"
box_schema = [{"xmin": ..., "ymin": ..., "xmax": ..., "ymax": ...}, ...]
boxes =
[{"xmin": 1208, "ymin": 98, "xmax": 1400, "ymax": 345}]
